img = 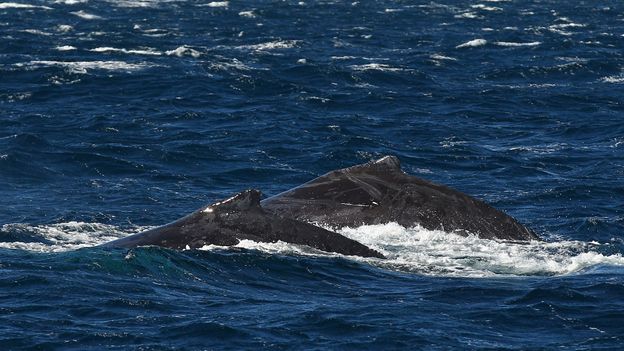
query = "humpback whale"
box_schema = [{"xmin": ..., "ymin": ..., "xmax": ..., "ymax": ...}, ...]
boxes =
[
  {"xmin": 262, "ymin": 156, "xmax": 539, "ymax": 241},
  {"xmin": 102, "ymin": 155, "xmax": 538, "ymax": 258},
  {"xmin": 101, "ymin": 189, "xmax": 385, "ymax": 258}
]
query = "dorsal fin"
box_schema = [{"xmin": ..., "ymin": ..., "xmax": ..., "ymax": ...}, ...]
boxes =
[
  {"xmin": 203, "ymin": 189, "xmax": 262, "ymax": 213},
  {"xmin": 372, "ymin": 155, "xmax": 401, "ymax": 170},
  {"xmin": 344, "ymin": 155, "xmax": 402, "ymax": 174}
]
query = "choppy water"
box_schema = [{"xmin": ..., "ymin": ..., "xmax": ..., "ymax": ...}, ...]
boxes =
[{"xmin": 1, "ymin": 0, "xmax": 624, "ymax": 349}]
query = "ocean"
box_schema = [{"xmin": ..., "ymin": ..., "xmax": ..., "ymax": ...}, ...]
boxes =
[{"xmin": 1, "ymin": 0, "xmax": 623, "ymax": 349}]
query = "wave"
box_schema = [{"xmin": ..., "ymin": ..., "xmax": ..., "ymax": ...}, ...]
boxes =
[
  {"xmin": 471, "ymin": 4, "xmax": 502, "ymax": 11},
  {"xmin": 54, "ymin": 0, "xmax": 87, "ymax": 3},
  {"xmin": 601, "ymin": 75, "xmax": 624, "ymax": 83},
  {"xmin": 0, "ymin": 2, "xmax": 52, "ymax": 9},
  {"xmin": 430, "ymin": 54, "xmax": 457, "ymax": 61},
  {"xmin": 90, "ymin": 47, "xmax": 162, "ymax": 56},
  {"xmin": 55, "ymin": 45, "xmax": 77, "ymax": 51},
  {"xmin": 165, "ymin": 46, "xmax": 201, "ymax": 58},
  {"xmin": 456, "ymin": 39, "xmax": 487, "ymax": 48},
  {"xmin": 0, "ymin": 222, "xmax": 150, "ymax": 252},
  {"xmin": 70, "ymin": 10, "xmax": 102, "ymax": 20},
  {"xmin": 3, "ymin": 221, "xmax": 621, "ymax": 278},
  {"xmin": 494, "ymin": 41, "xmax": 541, "ymax": 47},
  {"xmin": 16, "ymin": 60, "xmax": 159, "ymax": 74},
  {"xmin": 236, "ymin": 40, "xmax": 300, "ymax": 51},
  {"xmin": 238, "ymin": 10, "xmax": 256, "ymax": 18},
  {"xmin": 349, "ymin": 63, "xmax": 409, "ymax": 72},
  {"xmin": 201, "ymin": 1, "xmax": 229, "ymax": 8},
  {"xmin": 338, "ymin": 223, "xmax": 624, "ymax": 277}
]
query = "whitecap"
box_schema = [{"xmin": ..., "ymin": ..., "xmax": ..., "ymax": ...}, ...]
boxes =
[
  {"xmin": 237, "ymin": 40, "xmax": 300, "ymax": 51},
  {"xmin": 70, "ymin": 10, "xmax": 102, "ymax": 19},
  {"xmin": 349, "ymin": 63, "xmax": 407, "ymax": 72},
  {"xmin": 202, "ymin": 1, "xmax": 228, "ymax": 7},
  {"xmin": 456, "ymin": 38, "xmax": 487, "ymax": 48},
  {"xmin": 108, "ymin": 0, "xmax": 160, "ymax": 8},
  {"xmin": 454, "ymin": 12, "xmax": 479, "ymax": 19},
  {"xmin": 430, "ymin": 54, "xmax": 457, "ymax": 61},
  {"xmin": 494, "ymin": 41, "xmax": 541, "ymax": 47},
  {"xmin": 0, "ymin": 2, "xmax": 52, "ymax": 9},
  {"xmin": 471, "ymin": 4, "xmax": 502, "ymax": 11},
  {"xmin": 165, "ymin": 45, "xmax": 201, "ymax": 58},
  {"xmin": 239, "ymin": 10, "xmax": 256, "ymax": 18},
  {"xmin": 56, "ymin": 24, "xmax": 74, "ymax": 32},
  {"xmin": 17, "ymin": 60, "xmax": 158, "ymax": 74},
  {"xmin": 0, "ymin": 222, "xmax": 151, "ymax": 253},
  {"xmin": 331, "ymin": 56, "xmax": 357, "ymax": 60},
  {"xmin": 601, "ymin": 76, "xmax": 624, "ymax": 83},
  {"xmin": 90, "ymin": 46, "xmax": 162, "ymax": 56},
  {"xmin": 209, "ymin": 57, "xmax": 261, "ymax": 71},
  {"xmin": 54, "ymin": 0, "xmax": 87, "ymax": 4},
  {"xmin": 55, "ymin": 45, "xmax": 77, "ymax": 51},
  {"xmin": 20, "ymin": 29, "xmax": 52, "ymax": 36}
]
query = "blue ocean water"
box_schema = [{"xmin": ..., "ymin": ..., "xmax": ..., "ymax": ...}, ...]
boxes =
[{"xmin": 1, "ymin": 0, "xmax": 624, "ymax": 349}]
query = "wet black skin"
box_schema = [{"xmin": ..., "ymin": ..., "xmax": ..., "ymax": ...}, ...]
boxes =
[
  {"xmin": 101, "ymin": 189, "xmax": 385, "ymax": 259},
  {"xmin": 102, "ymin": 155, "xmax": 537, "ymax": 258},
  {"xmin": 261, "ymin": 156, "xmax": 539, "ymax": 241}
]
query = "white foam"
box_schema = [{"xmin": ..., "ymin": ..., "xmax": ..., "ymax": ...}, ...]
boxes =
[
  {"xmin": 349, "ymin": 63, "xmax": 407, "ymax": 72},
  {"xmin": 456, "ymin": 38, "xmax": 487, "ymax": 48},
  {"xmin": 0, "ymin": 2, "xmax": 52, "ymax": 9},
  {"xmin": 494, "ymin": 41, "xmax": 541, "ymax": 47},
  {"xmin": 0, "ymin": 222, "xmax": 150, "ymax": 253},
  {"xmin": 90, "ymin": 46, "xmax": 162, "ymax": 56},
  {"xmin": 20, "ymin": 29, "xmax": 51, "ymax": 36},
  {"xmin": 203, "ymin": 1, "xmax": 228, "ymax": 7},
  {"xmin": 237, "ymin": 40, "xmax": 300, "ymax": 51},
  {"xmin": 165, "ymin": 45, "xmax": 201, "ymax": 58},
  {"xmin": 5, "ymin": 220, "xmax": 621, "ymax": 277},
  {"xmin": 337, "ymin": 223, "xmax": 624, "ymax": 277},
  {"xmin": 70, "ymin": 10, "xmax": 102, "ymax": 19},
  {"xmin": 239, "ymin": 10, "xmax": 256, "ymax": 18},
  {"xmin": 471, "ymin": 4, "xmax": 502, "ymax": 11},
  {"xmin": 17, "ymin": 60, "xmax": 157, "ymax": 74},
  {"xmin": 209, "ymin": 57, "xmax": 260, "ymax": 71},
  {"xmin": 508, "ymin": 142, "xmax": 567, "ymax": 154},
  {"xmin": 56, "ymin": 24, "xmax": 74, "ymax": 32},
  {"xmin": 199, "ymin": 223, "xmax": 624, "ymax": 277},
  {"xmin": 331, "ymin": 56, "xmax": 357, "ymax": 60},
  {"xmin": 55, "ymin": 45, "xmax": 77, "ymax": 51},
  {"xmin": 233, "ymin": 240, "xmax": 326, "ymax": 256},
  {"xmin": 455, "ymin": 12, "xmax": 479, "ymax": 19},
  {"xmin": 54, "ymin": 0, "xmax": 87, "ymax": 4},
  {"xmin": 108, "ymin": 0, "xmax": 161, "ymax": 8},
  {"xmin": 430, "ymin": 54, "xmax": 457, "ymax": 61},
  {"xmin": 601, "ymin": 76, "xmax": 624, "ymax": 83},
  {"xmin": 550, "ymin": 23, "xmax": 587, "ymax": 29}
]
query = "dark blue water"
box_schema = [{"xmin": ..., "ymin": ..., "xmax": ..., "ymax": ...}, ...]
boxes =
[{"xmin": 1, "ymin": 0, "xmax": 624, "ymax": 349}]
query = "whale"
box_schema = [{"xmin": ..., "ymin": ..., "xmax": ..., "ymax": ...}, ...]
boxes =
[
  {"xmin": 101, "ymin": 189, "xmax": 385, "ymax": 258},
  {"xmin": 102, "ymin": 155, "xmax": 537, "ymax": 258},
  {"xmin": 261, "ymin": 156, "xmax": 539, "ymax": 241}
]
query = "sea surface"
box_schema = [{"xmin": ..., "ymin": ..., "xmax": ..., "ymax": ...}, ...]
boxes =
[{"xmin": 1, "ymin": 0, "xmax": 624, "ymax": 349}]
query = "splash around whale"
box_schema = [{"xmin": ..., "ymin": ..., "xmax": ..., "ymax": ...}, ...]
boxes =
[{"xmin": 102, "ymin": 156, "xmax": 539, "ymax": 257}]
